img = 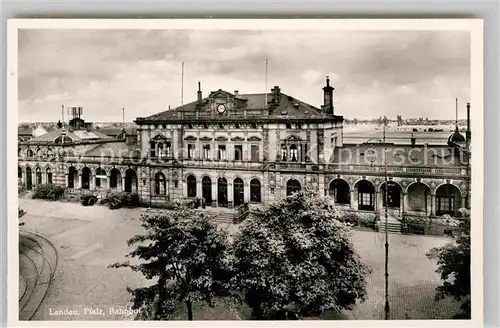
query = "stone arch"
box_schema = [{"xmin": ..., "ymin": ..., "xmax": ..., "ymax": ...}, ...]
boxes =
[
  {"xmin": 435, "ymin": 183, "xmax": 462, "ymax": 216},
  {"xmin": 186, "ymin": 174, "xmax": 197, "ymax": 198},
  {"xmin": 354, "ymin": 179, "xmax": 375, "ymax": 211},
  {"xmin": 67, "ymin": 166, "xmax": 78, "ymax": 189},
  {"xmin": 109, "ymin": 168, "xmax": 121, "ymax": 190},
  {"xmin": 233, "ymin": 177, "xmax": 245, "ymax": 206},
  {"xmin": 250, "ymin": 178, "xmax": 262, "ymax": 203},
  {"xmin": 124, "ymin": 168, "xmax": 138, "ymax": 193},
  {"xmin": 286, "ymin": 179, "xmax": 302, "ymax": 196},
  {"xmin": 380, "ymin": 181, "xmax": 403, "ymax": 208},
  {"xmin": 328, "ymin": 178, "xmax": 351, "ymax": 205},
  {"xmin": 202, "ymin": 176, "xmax": 213, "ymax": 205},
  {"xmin": 406, "ymin": 182, "xmax": 431, "ymax": 214}
]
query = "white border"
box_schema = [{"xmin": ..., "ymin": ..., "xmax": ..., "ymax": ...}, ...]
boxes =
[{"xmin": 7, "ymin": 18, "xmax": 484, "ymax": 328}]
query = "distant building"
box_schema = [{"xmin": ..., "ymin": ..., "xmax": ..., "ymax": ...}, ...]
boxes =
[{"xmin": 18, "ymin": 78, "xmax": 471, "ymax": 221}]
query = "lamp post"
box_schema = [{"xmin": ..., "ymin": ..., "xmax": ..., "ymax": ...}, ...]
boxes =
[{"xmin": 365, "ymin": 122, "xmax": 390, "ymax": 320}]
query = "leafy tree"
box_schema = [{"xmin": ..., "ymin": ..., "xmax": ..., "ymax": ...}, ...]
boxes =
[
  {"xmin": 110, "ymin": 202, "xmax": 234, "ymax": 320},
  {"xmin": 231, "ymin": 187, "xmax": 370, "ymax": 319},
  {"xmin": 427, "ymin": 209, "xmax": 471, "ymax": 319}
]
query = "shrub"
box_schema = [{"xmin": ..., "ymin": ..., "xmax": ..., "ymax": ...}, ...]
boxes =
[
  {"xmin": 32, "ymin": 184, "xmax": 65, "ymax": 201},
  {"xmin": 81, "ymin": 195, "xmax": 98, "ymax": 206},
  {"xmin": 358, "ymin": 212, "xmax": 377, "ymax": 229},
  {"xmin": 105, "ymin": 191, "xmax": 139, "ymax": 209},
  {"xmin": 340, "ymin": 211, "xmax": 359, "ymax": 226}
]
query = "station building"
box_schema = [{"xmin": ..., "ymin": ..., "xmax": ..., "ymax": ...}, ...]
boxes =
[{"xmin": 17, "ymin": 78, "xmax": 471, "ymax": 220}]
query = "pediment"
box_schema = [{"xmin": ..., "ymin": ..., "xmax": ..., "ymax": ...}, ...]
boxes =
[
  {"xmin": 247, "ymin": 136, "xmax": 262, "ymax": 142},
  {"xmin": 209, "ymin": 89, "xmax": 233, "ymax": 98},
  {"xmin": 184, "ymin": 135, "xmax": 197, "ymax": 141},
  {"xmin": 216, "ymin": 136, "xmax": 228, "ymax": 141},
  {"xmin": 152, "ymin": 133, "xmax": 169, "ymax": 140},
  {"xmin": 231, "ymin": 136, "xmax": 245, "ymax": 142},
  {"xmin": 286, "ymin": 134, "xmax": 302, "ymax": 141},
  {"xmin": 200, "ymin": 136, "xmax": 213, "ymax": 141}
]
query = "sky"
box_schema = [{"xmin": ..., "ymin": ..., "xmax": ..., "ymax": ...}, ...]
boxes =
[{"xmin": 18, "ymin": 29, "xmax": 470, "ymax": 122}]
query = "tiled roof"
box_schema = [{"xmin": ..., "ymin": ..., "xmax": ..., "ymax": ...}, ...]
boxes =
[
  {"xmin": 98, "ymin": 127, "xmax": 138, "ymax": 137},
  {"xmin": 26, "ymin": 128, "xmax": 113, "ymax": 143},
  {"xmin": 141, "ymin": 90, "xmax": 340, "ymax": 121},
  {"xmin": 83, "ymin": 142, "xmax": 138, "ymax": 157}
]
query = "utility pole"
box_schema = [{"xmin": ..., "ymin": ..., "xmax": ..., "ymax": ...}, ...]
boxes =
[{"xmin": 383, "ymin": 122, "xmax": 390, "ymax": 320}]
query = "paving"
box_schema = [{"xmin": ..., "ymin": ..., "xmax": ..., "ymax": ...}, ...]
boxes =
[{"xmin": 17, "ymin": 198, "xmax": 460, "ymax": 320}]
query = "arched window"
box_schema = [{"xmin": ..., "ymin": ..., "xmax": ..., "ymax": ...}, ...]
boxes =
[
  {"xmin": 46, "ymin": 167, "xmax": 53, "ymax": 184},
  {"xmin": 46, "ymin": 148, "xmax": 53, "ymax": 158},
  {"xmin": 36, "ymin": 148, "xmax": 42, "ymax": 157},
  {"xmin": 26, "ymin": 149, "xmax": 34, "ymax": 158},
  {"xmin": 95, "ymin": 168, "xmax": 107, "ymax": 188},
  {"xmin": 381, "ymin": 181, "xmax": 402, "ymax": 208},
  {"xmin": 233, "ymin": 178, "xmax": 244, "ymax": 206},
  {"xmin": 281, "ymin": 145, "xmax": 287, "ymax": 161},
  {"xmin": 329, "ymin": 179, "xmax": 350, "ymax": 204},
  {"xmin": 25, "ymin": 167, "xmax": 33, "ymax": 190},
  {"xmin": 250, "ymin": 179, "xmax": 262, "ymax": 202},
  {"xmin": 68, "ymin": 166, "xmax": 78, "ymax": 189},
  {"xmin": 157, "ymin": 143, "xmax": 164, "ymax": 158},
  {"xmin": 290, "ymin": 144, "xmax": 299, "ymax": 162},
  {"xmin": 286, "ymin": 179, "xmax": 301, "ymax": 196},
  {"xmin": 18, "ymin": 166, "xmax": 22, "ymax": 179},
  {"xmin": 35, "ymin": 167, "xmax": 42, "ymax": 185},
  {"xmin": 110, "ymin": 168, "xmax": 121, "ymax": 189},
  {"xmin": 187, "ymin": 175, "xmax": 197, "ymax": 198},
  {"xmin": 81, "ymin": 167, "xmax": 91, "ymax": 190},
  {"xmin": 202, "ymin": 176, "xmax": 212, "ymax": 204},
  {"xmin": 124, "ymin": 169, "xmax": 137, "ymax": 192},
  {"xmin": 217, "ymin": 177, "xmax": 228, "ymax": 207},
  {"xmin": 436, "ymin": 184, "xmax": 462, "ymax": 216},
  {"xmin": 356, "ymin": 180, "xmax": 375, "ymax": 211},
  {"xmin": 155, "ymin": 172, "xmax": 166, "ymax": 195}
]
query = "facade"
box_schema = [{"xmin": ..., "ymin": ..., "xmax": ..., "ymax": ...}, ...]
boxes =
[{"xmin": 18, "ymin": 78, "xmax": 471, "ymax": 219}]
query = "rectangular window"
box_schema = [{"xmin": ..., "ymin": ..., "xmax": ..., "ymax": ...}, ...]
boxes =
[
  {"xmin": 165, "ymin": 142, "xmax": 172, "ymax": 158},
  {"xmin": 203, "ymin": 144, "xmax": 211, "ymax": 159},
  {"xmin": 150, "ymin": 141, "xmax": 156, "ymax": 158},
  {"xmin": 281, "ymin": 146, "xmax": 287, "ymax": 161},
  {"xmin": 234, "ymin": 145, "xmax": 243, "ymax": 161},
  {"xmin": 251, "ymin": 145, "xmax": 260, "ymax": 161},
  {"xmin": 304, "ymin": 144, "xmax": 309, "ymax": 161},
  {"xmin": 218, "ymin": 145, "xmax": 226, "ymax": 160},
  {"xmin": 96, "ymin": 177, "xmax": 101, "ymax": 188},
  {"xmin": 188, "ymin": 144, "xmax": 195, "ymax": 159},
  {"xmin": 47, "ymin": 173, "xmax": 53, "ymax": 185}
]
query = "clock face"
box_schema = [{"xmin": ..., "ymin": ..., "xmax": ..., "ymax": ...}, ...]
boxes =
[{"xmin": 217, "ymin": 104, "xmax": 226, "ymax": 114}]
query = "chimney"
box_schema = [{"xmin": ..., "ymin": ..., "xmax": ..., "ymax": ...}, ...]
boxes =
[
  {"xmin": 322, "ymin": 76, "xmax": 334, "ymax": 115},
  {"xmin": 197, "ymin": 81, "xmax": 202, "ymax": 103},
  {"xmin": 234, "ymin": 90, "xmax": 239, "ymax": 96},
  {"xmin": 272, "ymin": 86, "xmax": 281, "ymax": 104},
  {"xmin": 411, "ymin": 132, "xmax": 416, "ymax": 148},
  {"xmin": 466, "ymin": 102, "xmax": 471, "ymax": 147}
]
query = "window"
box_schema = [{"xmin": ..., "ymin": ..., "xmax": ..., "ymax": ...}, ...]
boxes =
[
  {"xmin": 157, "ymin": 143, "xmax": 164, "ymax": 158},
  {"xmin": 304, "ymin": 144, "xmax": 309, "ymax": 161},
  {"xmin": 218, "ymin": 145, "xmax": 227, "ymax": 160},
  {"xmin": 290, "ymin": 144, "xmax": 299, "ymax": 162},
  {"xmin": 286, "ymin": 123, "xmax": 292, "ymax": 129},
  {"xmin": 281, "ymin": 146, "xmax": 287, "ymax": 161},
  {"xmin": 251, "ymin": 145, "xmax": 260, "ymax": 161},
  {"xmin": 187, "ymin": 175, "xmax": 197, "ymax": 197},
  {"xmin": 203, "ymin": 144, "xmax": 211, "ymax": 159},
  {"xmin": 150, "ymin": 141, "xmax": 156, "ymax": 158},
  {"xmin": 95, "ymin": 168, "xmax": 106, "ymax": 188},
  {"xmin": 155, "ymin": 172, "xmax": 166, "ymax": 195},
  {"xmin": 35, "ymin": 167, "xmax": 42, "ymax": 185},
  {"xmin": 27, "ymin": 149, "xmax": 34, "ymax": 158},
  {"xmin": 234, "ymin": 145, "xmax": 243, "ymax": 161},
  {"xmin": 46, "ymin": 168, "xmax": 53, "ymax": 184},
  {"xmin": 250, "ymin": 179, "xmax": 261, "ymax": 202},
  {"xmin": 188, "ymin": 144, "xmax": 195, "ymax": 159},
  {"xmin": 165, "ymin": 142, "xmax": 172, "ymax": 157}
]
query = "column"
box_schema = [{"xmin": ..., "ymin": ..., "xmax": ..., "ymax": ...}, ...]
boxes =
[
  {"xmin": 107, "ymin": 175, "xmax": 111, "ymax": 191},
  {"xmin": 244, "ymin": 182, "xmax": 250, "ymax": 203},
  {"xmin": 375, "ymin": 191, "xmax": 380, "ymax": 212},
  {"xmin": 350, "ymin": 190, "xmax": 356, "ymax": 209},
  {"xmin": 430, "ymin": 194, "xmax": 435, "ymax": 216},
  {"xmin": 212, "ymin": 181, "xmax": 217, "ymax": 207},
  {"xmin": 78, "ymin": 174, "xmax": 82, "ymax": 189},
  {"xmin": 122, "ymin": 177, "xmax": 126, "ymax": 191},
  {"xmin": 197, "ymin": 180, "xmax": 202, "ymax": 199},
  {"xmin": 228, "ymin": 181, "xmax": 234, "ymax": 208},
  {"xmin": 402, "ymin": 192, "xmax": 407, "ymax": 214},
  {"xmin": 65, "ymin": 173, "xmax": 69, "ymax": 187}
]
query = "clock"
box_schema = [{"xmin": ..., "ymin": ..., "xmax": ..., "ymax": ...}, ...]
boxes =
[{"xmin": 217, "ymin": 104, "xmax": 226, "ymax": 114}]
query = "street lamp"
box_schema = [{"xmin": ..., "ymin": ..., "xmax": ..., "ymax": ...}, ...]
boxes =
[{"xmin": 365, "ymin": 122, "xmax": 390, "ymax": 320}]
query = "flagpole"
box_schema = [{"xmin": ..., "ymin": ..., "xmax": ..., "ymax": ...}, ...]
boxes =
[{"xmin": 265, "ymin": 59, "xmax": 268, "ymax": 109}]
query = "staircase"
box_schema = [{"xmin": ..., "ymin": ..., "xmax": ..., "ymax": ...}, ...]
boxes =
[
  {"xmin": 377, "ymin": 212, "xmax": 402, "ymax": 234},
  {"xmin": 198, "ymin": 207, "xmax": 236, "ymax": 224}
]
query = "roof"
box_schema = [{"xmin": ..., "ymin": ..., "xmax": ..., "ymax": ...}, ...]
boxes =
[
  {"xmin": 83, "ymin": 141, "xmax": 139, "ymax": 157},
  {"xmin": 447, "ymin": 129, "xmax": 466, "ymax": 145},
  {"xmin": 18, "ymin": 126, "xmax": 32, "ymax": 136},
  {"xmin": 26, "ymin": 128, "xmax": 113, "ymax": 144},
  {"xmin": 98, "ymin": 127, "xmax": 137, "ymax": 137},
  {"xmin": 139, "ymin": 89, "xmax": 342, "ymax": 122},
  {"xmin": 330, "ymin": 143, "xmax": 467, "ymax": 167}
]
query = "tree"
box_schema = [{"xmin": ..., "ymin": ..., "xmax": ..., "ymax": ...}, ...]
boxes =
[
  {"xmin": 231, "ymin": 187, "xmax": 370, "ymax": 319},
  {"xmin": 427, "ymin": 209, "xmax": 471, "ymax": 319},
  {"xmin": 110, "ymin": 202, "xmax": 234, "ymax": 320}
]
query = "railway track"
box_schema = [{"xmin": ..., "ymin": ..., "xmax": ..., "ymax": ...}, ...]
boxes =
[{"xmin": 18, "ymin": 230, "xmax": 58, "ymax": 320}]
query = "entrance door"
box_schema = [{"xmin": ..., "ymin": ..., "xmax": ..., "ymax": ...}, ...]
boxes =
[
  {"xmin": 202, "ymin": 176, "xmax": 212, "ymax": 205},
  {"xmin": 217, "ymin": 178, "xmax": 228, "ymax": 207},
  {"xmin": 233, "ymin": 178, "xmax": 244, "ymax": 206},
  {"xmin": 26, "ymin": 167, "xmax": 32, "ymax": 190}
]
